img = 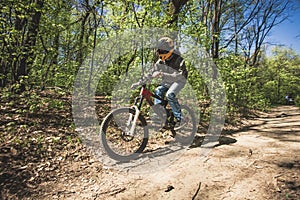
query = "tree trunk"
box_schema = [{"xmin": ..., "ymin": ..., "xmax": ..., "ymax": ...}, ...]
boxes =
[
  {"xmin": 211, "ymin": 0, "xmax": 222, "ymax": 59},
  {"xmin": 76, "ymin": 13, "xmax": 90, "ymax": 67},
  {"xmin": 167, "ymin": 0, "xmax": 189, "ymax": 26},
  {"xmin": 17, "ymin": 0, "xmax": 44, "ymax": 92}
]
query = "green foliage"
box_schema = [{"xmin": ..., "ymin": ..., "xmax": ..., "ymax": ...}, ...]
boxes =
[
  {"xmin": 258, "ymin": 47, "xmax": 300, "ymax": 105},
  {"xmin": 294, "ymin": 96, "xmax": 300, "ymax": 108},
  {"xmin": 185, "ymin": 64, "xmax": 207, "ymax": 102},
  {"xmin": 218, "ymin": 54, "xmax": 270, "ymax": 113},
  {"xmin": 0, "ymin": 0, "xmax": 298, "ymax": 119}
]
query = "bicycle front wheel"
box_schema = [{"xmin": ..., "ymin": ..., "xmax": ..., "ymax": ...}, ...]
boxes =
[{"xmin": 100, "ymin": 107, "xmax": 148, "ymax": 161}]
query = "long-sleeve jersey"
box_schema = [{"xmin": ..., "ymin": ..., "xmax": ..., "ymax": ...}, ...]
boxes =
[{"xmin": 137, "ymin": 49, "xmax": 188, "ymax": 87}]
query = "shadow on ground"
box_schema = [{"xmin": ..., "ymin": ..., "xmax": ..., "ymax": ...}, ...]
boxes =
[{"xmin": 190, "ymin": 135, "xmax": 237, "ymax": 148}]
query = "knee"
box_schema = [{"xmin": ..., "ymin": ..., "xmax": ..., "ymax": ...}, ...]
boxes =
[
  {"xmin": 155, "ymin": 86, "xmax": 162, "ymax": 95},
  {"xmin": 154, "ymin": 88, "xmax": 160, "ymax": 96},
  {"xmin": 166, "ymin": 92, "xmax": 176, "ymax": 101},
  {"xmin": 155, "ymin": 86, "xmax": 166, "ymax": 96}
]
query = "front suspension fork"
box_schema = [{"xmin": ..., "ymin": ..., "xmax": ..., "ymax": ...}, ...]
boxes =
[{"xmin": 126, "ymin": 105, "xmax": 140, "ymax": 136}]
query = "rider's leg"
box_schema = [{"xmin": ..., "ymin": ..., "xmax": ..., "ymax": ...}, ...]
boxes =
[
  {"xmin": 152, "ymin": 85, "xmax": 168, "ymax": 121},
  {"xmin": 154, "ymin": 85, "xmax": 168, "ymax": 105},
  {"xmin": 166, "ymin": 82, "xmax": 185, "ymax": 121}
]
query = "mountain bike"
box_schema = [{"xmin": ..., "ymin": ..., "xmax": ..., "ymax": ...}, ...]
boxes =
[{"xmin": 100, "ymin": 84, "xmax": 197, "ymax": 161}]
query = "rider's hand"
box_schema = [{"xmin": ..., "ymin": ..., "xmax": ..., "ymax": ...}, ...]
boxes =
[
  {"xmin": 131, "ymin": 82, "xmax": 139, "ymax": 89},
  {"xmin": 152, "ymin": 71, "xmax": 163, "ymax": 78}
]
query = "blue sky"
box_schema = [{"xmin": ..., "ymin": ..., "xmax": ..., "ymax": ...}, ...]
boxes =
[{"xmin": 266, "ymin": 1, "xmax": 300, "ymax": 54}]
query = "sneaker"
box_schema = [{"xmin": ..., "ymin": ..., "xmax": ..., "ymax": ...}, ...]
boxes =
[{"xmin": 174, "ymin": 117, "xmax": 187, "ymax": 130}]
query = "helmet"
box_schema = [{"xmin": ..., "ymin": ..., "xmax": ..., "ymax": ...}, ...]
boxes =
[{"xmin": 156, "ymin": 37, "xmax": 174, "ymax": 61}]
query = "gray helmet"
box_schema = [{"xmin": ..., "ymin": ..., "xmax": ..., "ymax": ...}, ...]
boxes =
[
  {"xmin": 156, "ymin": 37, "xmax": 174, "ymax": 61},
  {"xmin": 156, "ymin": 37, "xmax": 174, "ymax": 51}
]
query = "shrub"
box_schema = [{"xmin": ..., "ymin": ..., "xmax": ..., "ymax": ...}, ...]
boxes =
[{"xmin": 294, "ymin": 95, "xmax": 300, "ymax": 107}]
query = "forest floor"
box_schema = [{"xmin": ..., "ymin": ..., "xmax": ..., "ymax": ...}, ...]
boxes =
[{"xmin": 1, "ymin": 92, "xmax": 299, "ymax": 199}]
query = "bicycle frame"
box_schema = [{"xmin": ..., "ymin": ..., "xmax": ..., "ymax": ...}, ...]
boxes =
[
  {"xmin": 127, "ymin": 85, "xmax": 167, "ymax": 136},
  {"xmin": 136, "ymin": 85, "xmax": 167, "ymax": 109}
]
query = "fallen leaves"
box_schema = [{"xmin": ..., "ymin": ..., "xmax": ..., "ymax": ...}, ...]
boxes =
[{"xmin": 0, "ymin": 90, "xmax": 95, "ymax": 199}]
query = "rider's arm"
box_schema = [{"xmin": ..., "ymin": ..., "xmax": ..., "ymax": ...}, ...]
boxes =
[{"xmin": 132, "ymin": 62, "xmax": 161, "ymax": 87}]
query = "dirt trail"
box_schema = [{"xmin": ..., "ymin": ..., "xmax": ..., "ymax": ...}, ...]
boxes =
[{"xmin": 44, "ymin": 106, "xmax": 300, "ymax": 200}]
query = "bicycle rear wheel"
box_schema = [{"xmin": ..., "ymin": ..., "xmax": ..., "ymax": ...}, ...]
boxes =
[
  {"xmin": 100, "ymin": 107, "xmax": 148, "ymax": 161},
  {"xmin": 173, "ymin": 105, "xmax": 197, "ymax": 145}
]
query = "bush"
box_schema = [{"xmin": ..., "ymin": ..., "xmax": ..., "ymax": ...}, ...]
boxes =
[{"xmin": 294, "ymin": 95, "xmax": 300, "ymax": 107}]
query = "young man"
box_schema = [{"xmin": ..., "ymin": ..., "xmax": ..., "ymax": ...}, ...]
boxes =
[{"xmin": 131, "ymin": 36, "xmax": 188, "ymax": 126}]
